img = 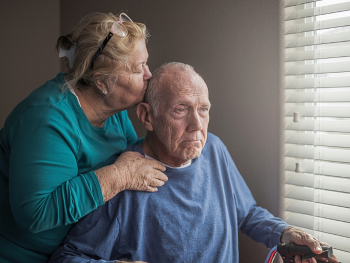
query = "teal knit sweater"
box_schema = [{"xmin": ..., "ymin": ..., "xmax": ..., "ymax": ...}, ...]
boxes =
[{"xmin": 0, "ymin": 73, "xmax": 137, "ymax": 262}]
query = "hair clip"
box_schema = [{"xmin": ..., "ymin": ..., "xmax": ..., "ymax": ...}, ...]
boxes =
[{"xmin": 59, "ymin": 44, "xmax": 76, "ymax": 68}]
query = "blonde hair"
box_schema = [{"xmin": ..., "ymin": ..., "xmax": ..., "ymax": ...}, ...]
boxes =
[{"xmin": 56, "ymin": 12, "xmax": 149, "ymax": 90}]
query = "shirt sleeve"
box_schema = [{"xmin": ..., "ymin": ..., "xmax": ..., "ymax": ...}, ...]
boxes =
[
  {"xmin": 222, "ymin": 144, "xmax": 288, "ymax": 248},
  {"xmin": 9, "ymin": 105, "xmax": 104, "ymax": 233},
  {"xmin": 48, "ymin": 201, "xmax": 120, "ymax": 263}
]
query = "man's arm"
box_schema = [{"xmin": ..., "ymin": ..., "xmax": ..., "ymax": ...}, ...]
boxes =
[
  {"xmin": 49, "ymin": 244, "xmax": 116, "ymax": 263},
  {"xmin": 221, "ymin": 144, "xmax": 288, "ymax": 248},
  {"xmin": 221, "ymin": 144, "xmax": 339, "ymax": 262},
  {"xmin": 49, "ymin": 200, "xmax": 120, "ymax": 263}
]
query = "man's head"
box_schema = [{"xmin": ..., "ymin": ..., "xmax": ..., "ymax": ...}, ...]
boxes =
[{"xmin": 137, "ymin": 62, "xmax": 211, "ymax": 167}]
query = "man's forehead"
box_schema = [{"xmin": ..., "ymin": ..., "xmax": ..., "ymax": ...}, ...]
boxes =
[
  {"xmin": 154, "ymin": 69, "xmax": 210, "ymax": 109},
  {"xmin": 165, "ymin": 83, "xmax": 210, "ymax": 106},
  {"xmin": 165, "ymin": 71, "xmax": 208, "ymax": 93}
]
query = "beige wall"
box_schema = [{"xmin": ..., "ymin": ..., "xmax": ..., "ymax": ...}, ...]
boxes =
[
  {"xmin": 0, "ymin": 1, "xmax": 60, "ymax": 127},
  {"xmin": 1, "ymin": 0, "xmax": 284, "ymax": 262}
]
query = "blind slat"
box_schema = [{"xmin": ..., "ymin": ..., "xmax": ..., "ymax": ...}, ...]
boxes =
[
  {"xmin": 285, "ymin": 46, "xmax": 350, "ymax": 61},
  {"xmin": 285, "ymin": 172, "xmax": 350, "ymax": 193},
  {"xmin": 285, "ymin": 132, "xmax": 350, "ymax": 147},
  {"xmin": 286, "ymin": 76, "xmax": 350, "ymax": 89},
  {"xmin": 285, "ymin": 185, "xmax": 350, "ymax": 208},
  {"xmin": 286, "ymin": 90, "xmax": 350, "ymax": 103},
  {"xmin": 285, "ymin": 144, "xmax": 350, "ymax": 163},
  {"xmin": 285, "ymin": 61, "xmax": 350, "ymax": 75},
  {"xmin": 285, "ymin": 157, "xmax": 350, "ymax": 178},
  {"xmin": 286, "ymin": 31, "xmax": 350, "ymax": 48},
  {"xmin": 285, "ymin": 105, "xmax": 350, "ymax": 118},
  {"xmin": 285, "ymin": 2, "xmax": 350, "ymax": 21},
  {"xmin": 284, "ymin": 0, "xmax": 322, "ymax": 8},
  {"xmin": 285, "ymin": 212, "xmax": 350, "ymax": 238},
  {"xmin": 285, "ymin": 198, "xmax": 350, "ymax": 223},
  {"xmin": 285, "ymin": 17, "xmax": 350, "ymax": 35},
  {"xmin": 285, "ymin": 118, "xmax": 350, "ymax": 133}
]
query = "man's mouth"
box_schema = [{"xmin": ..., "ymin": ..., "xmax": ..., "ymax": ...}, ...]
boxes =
[{"xmin": 182, "ymin": 140, "xmax": 201, "ymax": 143}]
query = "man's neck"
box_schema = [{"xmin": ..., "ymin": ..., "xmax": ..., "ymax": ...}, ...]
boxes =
[{"xmin": 142, "ymin": 135, "xmax": 191, "ymax": 168}]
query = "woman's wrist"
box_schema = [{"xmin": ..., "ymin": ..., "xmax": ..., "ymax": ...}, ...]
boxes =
[{"xmin": 95, "ymin": 163, "xmax": 126, "ymax": 202}]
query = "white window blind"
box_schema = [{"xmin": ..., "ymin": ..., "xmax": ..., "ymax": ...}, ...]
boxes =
[{"xmin": 283, "ymin": 1, "xmax": 350, "ymax": 262}]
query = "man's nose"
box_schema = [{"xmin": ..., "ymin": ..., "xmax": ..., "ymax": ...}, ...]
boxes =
[{"xmin": 188, "ymin": 111, "xmax": 203, "ymax": 131}]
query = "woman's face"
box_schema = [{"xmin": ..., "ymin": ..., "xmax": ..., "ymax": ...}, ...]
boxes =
[{"xmin": 109, "ymin": 39, "xmax": 152, "ymax": 110}]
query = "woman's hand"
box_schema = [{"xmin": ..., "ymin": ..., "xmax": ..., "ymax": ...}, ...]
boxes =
[
  {"xmin": 95, "ymin": 152, "xmax": 167, "ymax": 202},
  {"xmin": 113, "ymin": 151, "xmax": 167, "ymax": 192}
]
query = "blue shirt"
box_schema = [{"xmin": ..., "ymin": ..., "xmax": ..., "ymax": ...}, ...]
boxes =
[
  {"xmin": 49, "ymin": 133, "xmax": 288, "ymax": 263},
  {"xmin": 0, "ymin": 73, "xmax": 138, "ymax": 263}
]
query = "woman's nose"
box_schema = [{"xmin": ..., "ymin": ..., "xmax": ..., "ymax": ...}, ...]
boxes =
[{"xmin": 144, "ymin": 65, "xmax": 152, "ymax": 80}]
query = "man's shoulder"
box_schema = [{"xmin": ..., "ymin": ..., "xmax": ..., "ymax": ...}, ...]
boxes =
[
  {"xmin": 205, "ymin": 132, "xmax": 226, "ymax": 150},
  {"xmin": 199, "ymin": 132, "xmax": 231, "ymax": 163},
  {"xmin": 123, "ymin": 143, "xmax": 144, "ymax": 155}
]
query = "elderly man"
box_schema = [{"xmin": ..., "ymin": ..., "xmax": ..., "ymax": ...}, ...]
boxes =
[{"xmin": 50, "ymin": 63, "xmax": 337, "ymax": 263}]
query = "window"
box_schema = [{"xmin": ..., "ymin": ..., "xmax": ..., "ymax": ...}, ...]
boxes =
[{"xmin": 283, "ymin": 1, "xmax": 350, "ymax": 262}]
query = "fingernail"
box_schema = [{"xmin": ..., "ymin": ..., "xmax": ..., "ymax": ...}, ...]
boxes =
[{"xmin": 316, "ymin": 246, "xmax": 322, "ymax": 251}]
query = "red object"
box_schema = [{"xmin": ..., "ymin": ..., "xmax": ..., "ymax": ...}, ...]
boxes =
[{"xmin": 267, "ymin": 250, "xmax": 277, "ymax": 263}]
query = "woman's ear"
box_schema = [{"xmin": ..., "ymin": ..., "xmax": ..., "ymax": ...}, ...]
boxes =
[
  {"xmin": 93, "ymin": 72, "xmax": 108, "ymax": 94},
  {"xmin": 136, "ymin": 102, "xmax": 154, "ymax": 131}
]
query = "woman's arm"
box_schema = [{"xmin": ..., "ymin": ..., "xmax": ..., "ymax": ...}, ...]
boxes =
[
  {"xmin": 9, "ymin": 106, "xmax": 104, "ymax": 233},
  {"xmin": 9, "ymin": 106, "xmax": 167, "ymax": 232}
]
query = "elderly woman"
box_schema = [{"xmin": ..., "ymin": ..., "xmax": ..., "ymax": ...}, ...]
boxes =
[{"xmin": 0, "ymin": 12, "xmax": 167, "ymax": 263}]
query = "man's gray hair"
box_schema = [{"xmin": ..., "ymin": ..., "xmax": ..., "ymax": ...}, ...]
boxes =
[{"xmin": 145, "ymin": 62, "xmax": 197, "ymax": 115}]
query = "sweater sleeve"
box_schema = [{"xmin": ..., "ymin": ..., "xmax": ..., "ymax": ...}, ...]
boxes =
[
  {"xmin": 9, "ymin": 105, "xmax": 104, "ymax": 233},
  {"xmin": 222, "ymin": 145, "xmax": 288, "ymax": 248},
  {"xmin": 49, "ymin": 201, "xmax": 120, "ymax": 263},
  {"xmin": 121, "ymin": 110, "xmax": 138, "ymax": 146}
]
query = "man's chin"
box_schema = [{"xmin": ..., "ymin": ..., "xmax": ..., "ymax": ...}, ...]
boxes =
[{"xmin": 181, "ymin": 147, "xmax": 203, "ymax": 160}]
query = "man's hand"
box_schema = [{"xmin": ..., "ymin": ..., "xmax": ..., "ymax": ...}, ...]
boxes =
[{"xmin": 281, "ymin": 227, "xmax": 339, "ymax": 263}]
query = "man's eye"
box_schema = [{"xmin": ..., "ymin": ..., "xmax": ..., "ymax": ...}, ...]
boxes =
[{"xmin": 177, "ymin": 108, "xmax": 184, "ymax": 112}]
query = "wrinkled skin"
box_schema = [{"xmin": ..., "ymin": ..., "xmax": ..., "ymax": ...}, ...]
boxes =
[
  {"xmin": 281, "ymin": 227, "xmax": 339, "ymax": 263},
  {"xmin": 96, "ymin": 151, "xmax": 168, "ymax": 202},
  {"xmin": 113, "ymin": 151, "xmax": 168, "ymax": 192},
  {"xmin": 139, "ymin": 69, "xmax": 211, "ymax": 167},
  {"xmin": 93, "ymin": 40, "xmax": 168, "ymax": 202}
]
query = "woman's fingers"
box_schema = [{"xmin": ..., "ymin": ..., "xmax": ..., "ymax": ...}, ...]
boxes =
[
  {"xmin": 150, "ymin": 159, "xmax": 166, "ymax": 171},
  {"xmin": 153, "ymin": 169, "xmax": 168, "ymax": 182},
  {"xmin": 149, "ymin": 178, "xmax": 165, "ymax": 187},
  {"xmin": 113, "ymin": 152, "xmax": 169, "ymax": 192}
]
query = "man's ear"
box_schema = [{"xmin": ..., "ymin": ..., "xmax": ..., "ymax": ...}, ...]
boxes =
[{"xmin": 136, "ymin": 102, "xmax": 154, "ymax": 131}]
